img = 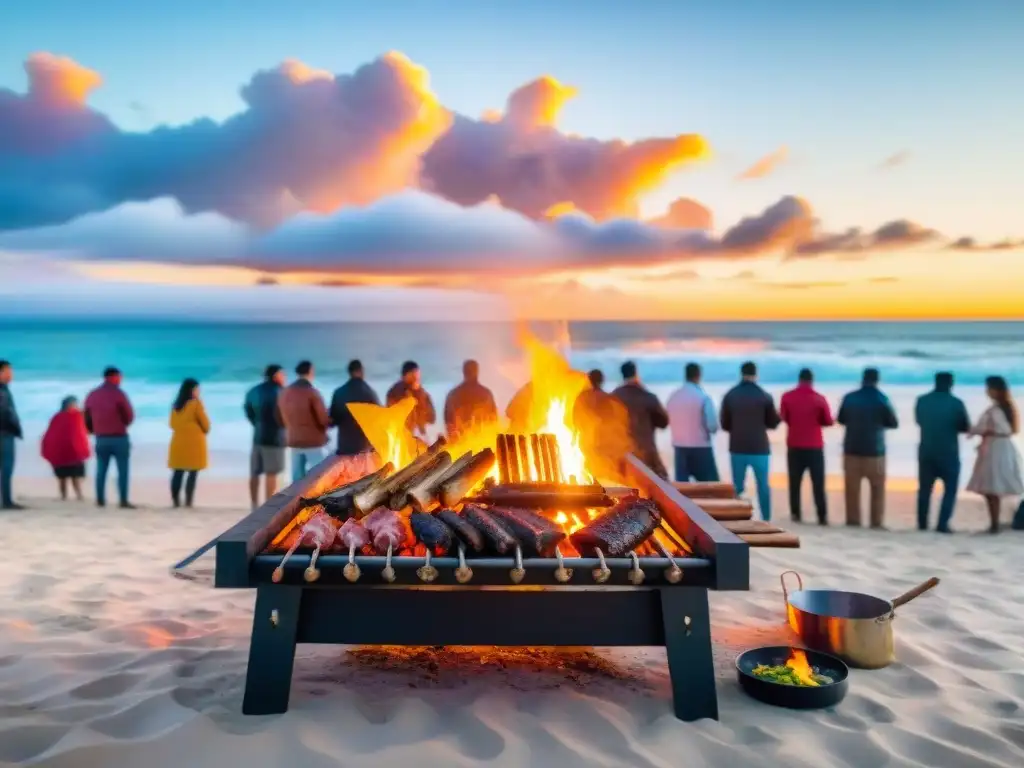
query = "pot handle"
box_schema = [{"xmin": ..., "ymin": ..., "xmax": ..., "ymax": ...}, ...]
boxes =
[
  {"xmin": 891, "ymin": 576, "xmax": 940, "ymax": 609},
  {"xmin": 780, "ymin": 570, "xmax": 804, "ymax": 605}
]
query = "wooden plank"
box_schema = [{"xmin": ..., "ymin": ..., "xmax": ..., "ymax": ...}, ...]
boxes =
[
  {"xmin": 720, "ymin": 520, "xmax": 784, "ymax": 535},
  {"xmin": 626, "ymin": 454, "xmax": 749, "ymax": 591},
  {"xmin": 738, "ymin": 532, "xmax": 800, "ymax": 548},
  {"xmin": 673, "ymin": 481, "xmax": 735, "ymax": 499},
  {"xmin": 692, "ymin": 498, "xmax": 754, "ymax": 521}
]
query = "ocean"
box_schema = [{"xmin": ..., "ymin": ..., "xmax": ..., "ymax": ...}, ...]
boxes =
[{"xmin": 2, "ymin": 319, "xmax": 1022, "ymax": 483}]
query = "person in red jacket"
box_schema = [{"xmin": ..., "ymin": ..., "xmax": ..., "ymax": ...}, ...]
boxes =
[
  {"xmin": 41, "ymin": 396, "xmax": 91, "ymax": 501},
  {"xmin": 780, "ymin": 368, "xmax": 834, "ymax": 524}
]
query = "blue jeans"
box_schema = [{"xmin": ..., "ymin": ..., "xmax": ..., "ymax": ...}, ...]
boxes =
[
  {"xmin": 95, "ymin": 435, "xmax": 130, "ymax": 505},
  {"xmin": 291, "ymin": 447, "xmax": 326, "ymax": 483},
  {"xmin": 674, "ymin": 446, "xmax": 720, "ymax": 482},
  {"xmin": 917, "ymin": 454, "xmax": 960, "ymax": 531},
  {"xmin": 0, "ymin": 434, "xmax": 15, "ymax": 506},
  {"xmin": 730, "ymin": 453, "xmax": 772, "ymax": 521}
]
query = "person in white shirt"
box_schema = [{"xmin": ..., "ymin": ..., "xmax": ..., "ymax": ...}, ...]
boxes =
[{"xmin": 665, "ymin": 362, "xmax": 720, "ymax": 481}]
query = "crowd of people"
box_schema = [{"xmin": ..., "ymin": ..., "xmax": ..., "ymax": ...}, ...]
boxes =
[{"xmin": 0, "ymin": 356, "xmax": 1021, "ymax": 532}]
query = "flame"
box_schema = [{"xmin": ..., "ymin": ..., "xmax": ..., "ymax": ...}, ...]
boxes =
[
  {"xmin": 348, "ymin": 398, "xmax": 419, "ymax": 469},
  {"xmin": 786, "ymin": 649, "xmax": 820, "ymax": 687}
]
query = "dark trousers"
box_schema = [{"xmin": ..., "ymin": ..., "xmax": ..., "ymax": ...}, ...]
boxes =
[
  {"xmin": 95, "ymin": 435, "xmax": 130, "ymax": 505},
  {"xmin": 674, "ymin": 446, "xmax": 720, "ymax": 482},
  {"xmin": 917, "ymin": 454, "xmax": 960, "ymax": 531},
  {"xmin": 171, "ymin": 470, "xmax": 199, "ymax": 507},
  {"xmin": 0, "ymin": 434, "xmax": 15, "ymax": 506},
  {"xmin": 787, "ymin": 448, "xmax": 827, "ymax": 522}
]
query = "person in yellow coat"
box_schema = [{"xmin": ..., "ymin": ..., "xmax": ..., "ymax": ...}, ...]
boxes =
[{"xmin": 168, "ymin": 378, "xmax": 210, "ymax": 507}]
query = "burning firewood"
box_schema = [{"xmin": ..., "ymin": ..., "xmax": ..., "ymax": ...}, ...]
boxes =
[
  {"xmin": 301, "ymin": 462, "xmax": 393, "ymax": 506},
  {"xmin": 543, "ymin": 434, "xmax": 563, "ymax": 482},
  {"xmin": 569, "ymin": 498, "xmax": 662, "ymax": 558},
  {"xmin": 352, "ymin": 437, "xmax": 447, "ymax": 515},
  {"xmin": 388, "ymin": 450, "xmax": 453, "ymax": 510},
  {"xmin": 437, "ymin": 448, "xmax": 496, "ymax": 507},
  {"xmin": 486, "ymin": 506, "xmax": 565, "ymax": 557},
  {"xmin": 466, "ymin": 488, "xmax": 614, "ymax": 509}
]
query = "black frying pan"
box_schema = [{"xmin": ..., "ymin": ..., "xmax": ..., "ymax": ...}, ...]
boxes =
[{"xmin": 736, "ymin": 645, "xmax": 849, "ymax": 709}]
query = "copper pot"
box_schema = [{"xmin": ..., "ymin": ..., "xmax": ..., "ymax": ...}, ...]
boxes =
[{"xmin": 781, "ymin": 571, "xmax": 940, "ymax": 669}]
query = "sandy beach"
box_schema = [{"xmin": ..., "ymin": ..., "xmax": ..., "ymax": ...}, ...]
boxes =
[{"xmin": 1, "ymin": 477, "xmax": 1022, "ymax": 768}]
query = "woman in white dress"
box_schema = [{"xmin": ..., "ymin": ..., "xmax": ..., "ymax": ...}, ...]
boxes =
[{"xmin": 967, "ymin": 376, "xmax": 1023, "ymax": 532}]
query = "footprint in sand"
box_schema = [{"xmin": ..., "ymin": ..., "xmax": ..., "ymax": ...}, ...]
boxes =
[
  {"xmin": 0, "ymin": 723, "xmax": 70, "ymax": 763},
  {"xmin": 69, "ymin": 670, "xmax": 146, "ymax": 700}
]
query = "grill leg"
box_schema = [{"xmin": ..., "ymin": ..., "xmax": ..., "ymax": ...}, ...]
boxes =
[
  {"xmin": 242, "ymin": 583, "xmax": 303, "ymax": 715},
  {"xmin": 660, "ymin": 587, "xmax": 718, "ymax": 721}
]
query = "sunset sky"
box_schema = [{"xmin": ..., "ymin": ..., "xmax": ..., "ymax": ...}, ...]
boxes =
[{"xmin": 1, "ymin": 0, "xmax": 1021, "ymax": 320}]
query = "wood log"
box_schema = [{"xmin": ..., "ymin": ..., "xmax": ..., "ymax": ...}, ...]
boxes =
[
  {"xmin": 721, "ymin": 520, "xmax": 785, "ymax": 535},
  {"xmin": 543, "ymin": 434, "xmax": 563, "ymax": 482},
  {"xmin": 491, "ymin": 482, "xmax": 606, "ymax": 494},
  {"xmin": 352, "ymin": 437, "xmax": 447, "ymax": 515},
  {"xmin": 673, "ymin": 481, "xmax": 736, "ymax": 499},
  {"xmin": 387, "ymin": 451, "xmax": 453, "ymax": 510},
  {"xmin": 530, "ymin": 434, "xmax": 545, "ymax": 481},
  {"xmin": 465, "ymin": 489, "xmax": 614, "ymax": 509},
  {"xmin": 300, "ymin": 462, "xmax": 393, "ymax": 506},
  {"xmin": 736, "ymin": 532, "xmax": 801, "ymax": 548},
  {"xmin": 438, "ymin": 448, "xmax": 497, "ymax": 507},
  {"xmin": 505, "ymin": 434, "xmax": 522, "ymax": 483},
  {"xmin": 496, "ymin": 433, "xmax": 510, "ymax": 484},
  {"xmin": 691, "ymin": 498, "xmax": 754, "ymax": 521},
  {"xmin": 403, "ymin": 452, "xmax": 459, "ymax": 511}
]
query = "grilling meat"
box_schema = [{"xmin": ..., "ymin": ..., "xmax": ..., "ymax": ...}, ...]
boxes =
[
  {"xmin": 463, "ymin": 504, "xmax": 517, "ymax": 555},
  {"xmin": 569, "ymin": 497, "xmax": 661, "ymax": 557},
  {"xmin": 410, "ymin": 511, "xmax": 455, "ymax": 555},
  {"xmin": 363, "ymin": 507, "xmax": 406, "ymax": 554},
  {"xmin": 487, "ymin": 506, "xmax": 565, "ymax": 557},
  {"xmin": 436, "ymin": 508, "xmax": 485, "ymax": 553}
]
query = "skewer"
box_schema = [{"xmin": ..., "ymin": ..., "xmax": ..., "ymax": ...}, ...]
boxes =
[
  {"xmin": 416, "ymin": 550, "xmax": 439, "ymax": 583},
  {"xmin": 303, "ymin": 544, "xmax": 323, "ymax": 582},
  {"xmin": 510, "ymin": 546, "xmax": 526, "ymax": 584},
  {"xmin": 455, "ymin": 545, "xmax": 473, "ymax": 583},
  {"xmin": 554, "ymin": 548, "xmax": 573, "ymax": 583},
  {"xmin": 343, "ymin": 544, "xmax": 361, "ymax": 582},
  {"xmin": 627, "ymin": 551, "xmax": 645, "ymax": 585},
  {"xmin": 651, "ymin": 536, "xmax": 683, "ymax": 583},
  {"xmin": 272, "ymin": 537, "xmax": 303, "ymax": 583},
  {"xmin": 381, "ymin": 543, "xmax": 396, "ymax": 583},
  {"xmin": 592, "ymin": 547, "xmax": 611, "ymax": 584}
]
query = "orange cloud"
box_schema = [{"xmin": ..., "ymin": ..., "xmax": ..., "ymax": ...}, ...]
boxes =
[
  {"xmin": 878, "ymin": 150, "xmax": 911, "ymax": 170},
  {"xmin": 737, "ymin": 146, "xmax": 789, "ymax": 180},
  {"xmin": 647, "ymin": 198, "xmax": 713, "ymax": 230},
  {"xmin": 25, "ymin": 53, "xmax": 102, "ymax": 106}
]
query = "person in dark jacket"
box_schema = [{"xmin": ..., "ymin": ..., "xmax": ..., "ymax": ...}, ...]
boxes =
[
  {"xmin": 837, "ymin": 367, "xmax": 899, "ymax": 528},
  {"xmin": 443, "ymin": 360, "xmax": 498, "ymax": 440},
  {"xmin": 244, "ymin": 364, "xmax": 286, "ymax": 508},
  {"xmin": 720, "ymin": 361, "xmax": 781, "ymax": 520},
  {"xmin": 84, "ymin": 367, "xmax": 135, "ymax": 509},
  {"xmin": 612, "ymin": 361, "xmax": 669, "ymax": 479},
  {"xmin": 915, "ymin": 372, "xmax": 970, "ymax": 533},
  {"xmin": 0, "ymin": 360, "xmax": 25, "ymax": 509},
  {"xmin": 386, "ymin": 361, "xmax": 436, "ymax": 440},
  {"xmin": 329, "ymin": 359, "xmax": 380, "ymax": 457}
]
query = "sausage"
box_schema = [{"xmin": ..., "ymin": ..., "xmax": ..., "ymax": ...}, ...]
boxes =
[
  {"xmin": 436, "ymin": 508, "xmax": 486, "ymax": 553},
  {"xmin": 410, "ymin": 511, "xmax": 455, "ymax": 555},
  {"xmin": 569, "ymin": 498, "xmax": 661, "ymax": 557},
  {"xmin": 462, "ymin": 504, "xmax": 517, "ymax": 555},
  {"xmin": 486, "ymin": 506, "xmax": 565, "ymax": 557}
]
